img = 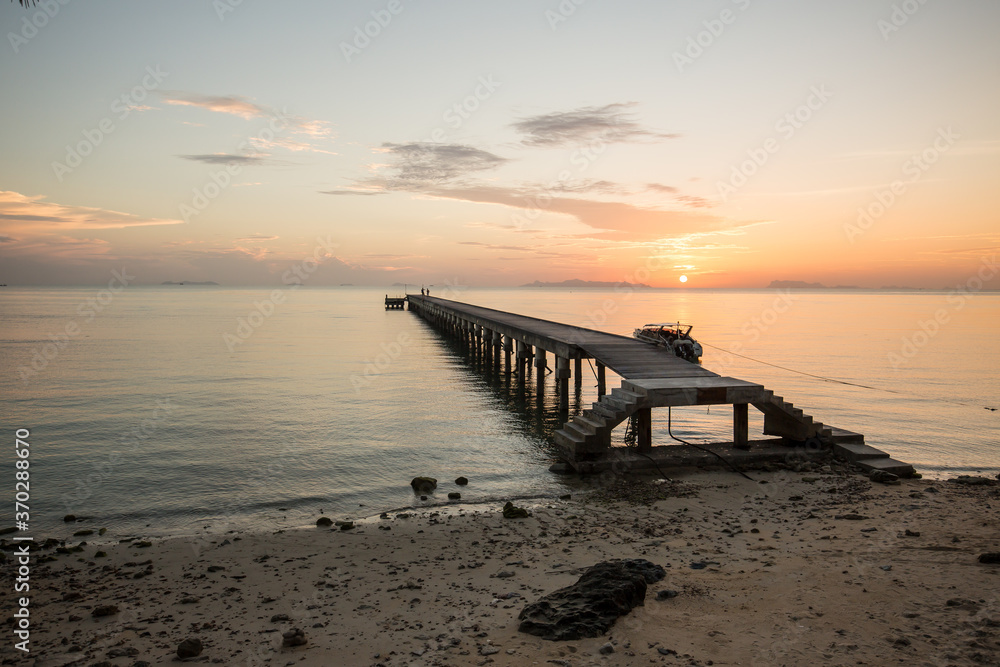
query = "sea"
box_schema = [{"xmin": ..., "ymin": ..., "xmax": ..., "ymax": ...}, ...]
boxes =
[{"xmin": 1, "ymin": 286, "xmax": 998, "ymax": 540}]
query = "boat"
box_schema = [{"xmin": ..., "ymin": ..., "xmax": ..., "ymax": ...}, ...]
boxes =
[{"xmin": 632, "ymin": 323, "xmax": 703, "ymax": 362}]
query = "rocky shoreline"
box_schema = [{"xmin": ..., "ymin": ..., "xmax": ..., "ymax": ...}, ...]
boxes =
[{"xmin": 4, "ymin": 466, "xmax": 1000, "ymax": 666}]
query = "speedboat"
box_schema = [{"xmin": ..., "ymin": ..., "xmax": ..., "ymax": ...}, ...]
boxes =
[{"xmin": 633, "ymin": 323, "xmax": 703, "ymax": 363}]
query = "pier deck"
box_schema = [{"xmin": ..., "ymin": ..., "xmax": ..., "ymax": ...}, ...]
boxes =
[{"xmin": 405, "ymin": 295, "xmax": 910, "ymax": 475}]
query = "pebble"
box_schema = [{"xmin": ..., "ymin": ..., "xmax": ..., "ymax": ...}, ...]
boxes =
[
  {"xmin": 599, "ymin": 642, "xmax": 614, "ymax": 654},
  {"xmin": 282, "ymin": 628, "xmax": 307, "ymax": 647},
  {"xmin": 177, "ymin": 637, "xmax": 203, "ymax": 658}
]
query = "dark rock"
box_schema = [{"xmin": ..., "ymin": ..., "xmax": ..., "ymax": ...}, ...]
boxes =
[
  {"xmin": 904, "ymin": 529, "xmax": 920, "ymax": 537},
  {"xmin": 73, "ymin": 529, "xmax": 94, "ymax": 536},
  {"xmin": 448, "ymin": 492, "xmax": 461, "ymax": 500},
  {"xmin": 834, "ymin": 514, "xmax": 869, "ymax": 520},
  {"xmin": 548, "ymin": 462, "xmax": 572, "ymax": 474},
  {"xmin": 599, "ymin": 642, "xmax": 614, "ymax": 654},
  {"xmin": 655, "ymin": 589, "xmax": 679, "ymax": 601},
  {"xmin": 91, "ymin": 605, "xmax": 119, "ymax": 617},
  {"xmin": 271, "ymin": 613, "xmax": 290, "ymax": 622},
  {"xmin": 107, "ymin": 647, "xmax": 139, "ymax": 658},
  {"xmin": 64, "ymin": 515, "xmax": 77, "ymax": 522},
  {"xmin": 455, "ymin": 476, "xmax": 469, "ymax": 486},
  {"xmin": 946, "ymin": 598, "xmax": 976, "ymax": 607},
  {"xmin": 0, "ymin": 527, "xmax": 16, "ymax": 536},
  {"xmin": 870, "ymin": 470, "xmax": 900, "ymax": 485},
  {"xmin": 411, "ymin": 477, "xmax": 437, "ymax": 494},
  {"xmin": 282, "ymin": 628, "xmax": 307, "ymax": 647},
  {"xmin": 518, "ymin": 559, "xmax": 665, "ymax": 640},
  {"xmin": 177, "ymin": 637, "xmax": 203, "ymax": 659},
  {"xmin": 950, "ymin": 475, "xmax": 996, "ymax": 486},
  {"xmin": 316, "ymin": 517, "xmax": 333, "ymax": 527},
  {"xmin": 979, "ymin": 552, "xmax": 1000, "ymax": 564},
  {"xmin": 133, "ymin": 662, "xmax": 152, "ymax": 667},
  {"xmin": 339, "ymin": 521, "xmax": 355, "ymax": 531},
  {"xmin": 207, "ymin": 565, "xmax": 225, "ymax": 573},
  {"xmin": 502, "ymin": 501, "xmax": 530, "ymax": 519},
  {"xmin": 559, "ymin": 494, "xmax": 571, "ymax": 500}
]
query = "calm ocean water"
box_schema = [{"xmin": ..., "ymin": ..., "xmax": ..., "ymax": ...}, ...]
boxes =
[{"xmin": 1, "ymin": 286, "xmax": 998, "ymax": 539}]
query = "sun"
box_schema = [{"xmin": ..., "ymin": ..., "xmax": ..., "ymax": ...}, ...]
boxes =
[{"xmin": 679, "ymin": 275, "xmax": 688, "ymax": 283}]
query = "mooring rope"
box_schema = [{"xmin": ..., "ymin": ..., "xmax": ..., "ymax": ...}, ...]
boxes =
[{"xmin": 699, "ymin": 341, "xmax": 997, "ymax": 412}]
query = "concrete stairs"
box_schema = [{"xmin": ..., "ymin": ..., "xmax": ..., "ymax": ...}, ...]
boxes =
[
  {"xmin": 554, "ymin": 384, "xmax": 648, "ymax": 457},
  {"xmin": 555, "ymin": 386, "xmax": 840, "ymax": 459},
  {"xmin": 752, "ymin": 389, "xmax": 833, "ymax": 444}
]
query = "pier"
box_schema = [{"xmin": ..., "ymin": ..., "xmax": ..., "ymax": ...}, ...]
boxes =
[{"xmin": 405, "ymin": 295, "xmax": 914, "ymax": 475}]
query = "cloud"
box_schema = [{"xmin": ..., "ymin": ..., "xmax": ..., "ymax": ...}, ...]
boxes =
[
  {"xmin": 420, "ymin": 184, "xmax": 729, "ymax": 241},
  {"xmin": 675, "ymin": 195, "xmax": 713, "ymax": 209},
  {"xmin": 0, "ymin": 235, "xmax": 18, "ymax": 243},
  {"xmin": 162, "ymin": 93, "xmax": 270, "ymax": 120},
  {"xmin": 319, "ymin": 189, "xmax": 390, "ymax": 196},
  {"xmin": 646, "ymin": 183, "xmax": 678, "ymax": 193},
  {"xmin": 512, "ymin": 103, "xmax": 678, "ymax": 147},
  {"xmin": 538, "ymin": 179, "xmax": 623, "ymax": 194},
  {"xmin": 177, "ymin": 154, "xmax": 268, "ymax": 165},
  {"xmin": 236, "ymin": 234, "xmax": 279, "ymax": 242},
  {"xmin": 376, "ymin": 142, "xmax": 508, "ymax": 184},
  {"xmin": 0, "ymin": 191, "xmax": 184, "ymax": 232},
  {"xmin": 163, "ymin": 91, "xmax": 337, "ymax": 155},
  {"xmin": 458, "ymin": 241, "xmax": 531, "ymax": 252}
]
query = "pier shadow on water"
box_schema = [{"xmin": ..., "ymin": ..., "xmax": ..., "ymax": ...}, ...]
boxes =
[{"xmin": 418, "ymin": 319, "xmax": 590, "ymax": 459}]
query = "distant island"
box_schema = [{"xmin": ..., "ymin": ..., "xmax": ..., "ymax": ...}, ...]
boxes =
[
  {"xmin": 767, "ymin": 280, "xmax": 861, "ymax": 289},
  {"xmin": 522, "ymin": 279, "xmax": 652, "ymax": 289},
  {"xmin": 161, "ymin": 281, "xmax": 219, "ymax": 286}
]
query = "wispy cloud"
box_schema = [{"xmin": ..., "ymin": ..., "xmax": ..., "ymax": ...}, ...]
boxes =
[
  {"xmin": 458, "ymin": 241, "xmax": 531, "ymax": 251},
  {"xmin": 512, "ymin": 103, "xmax": 678, "ymax": 147},
  {"xmin": 421, "ymin": 184, "xmax": 729, "ymax": 241},
  {"xmin": 375, "ymin": 142, "xmax": 508, "ymax": 184},
  {"xmin": 0, "ymin": 191, "xmax": 184, "ymax": 232},
  {"xmin": 537, "ymin": 179, "xmax": 623, "ymax": 194},
  {"xmin": 646, "ymin": 183, "xmax": 678, "ymax": 193},
  {"xmin": 236, "ymin": 234, "xmax": 279, "ymax": 242},
  {"xmin": 163, "ymin": 91, "xmax": 336, "ymax": 156},
  {"xmin": 675, "ymin": 195, "xmax": 713, "ymax": 209},
  {"xmin": 319, "ymin": 188, "xmax": 390, "ymax": 196},
  {"xmin": 178, "ymin": 153, "xmax": 269, "ymax": 166},
  {"xmin": 162, "ymin": 93, "xmax": 270, "ymax": 120}
]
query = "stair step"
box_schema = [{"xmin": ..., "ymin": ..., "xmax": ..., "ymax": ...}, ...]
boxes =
[
  {"xmin": 603, "ymin": 395, "xmax": 632, "ymax": 411},
  {"xmin": 611, "ymin": 387, "xmax": 643, "ymax": 402},
  {"xmin": 856, "ymin": 457, "xmax": 915, "ymax": 477},
  {"xmin": 573, "ymin": 414, "xmax": 606, "ymax": 431},
  {"xmin": 563, "ymin": 421, "xmax": 594, "ymax": 439},
  {"xmin": 591, "ymin": 402, "xmax": 621, "ymax": 419},
  {"xmin": 554, "ymin": 428, "xmax": 586, "ymax": 446}
]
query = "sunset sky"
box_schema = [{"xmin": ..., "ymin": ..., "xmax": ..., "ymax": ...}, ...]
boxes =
[{"xmin": 1, "ymin": 0, "xmax": 997, "ymax": 288}]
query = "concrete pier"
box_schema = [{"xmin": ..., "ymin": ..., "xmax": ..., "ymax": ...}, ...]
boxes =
[{"xmin": 403, "ymin": 294, "xmax": 910, "ymax": 475}]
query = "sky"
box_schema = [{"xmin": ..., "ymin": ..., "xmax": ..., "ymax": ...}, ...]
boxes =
[{"xmin": 0, "ymin": 0, "xmax": 997, "ymax": 288}]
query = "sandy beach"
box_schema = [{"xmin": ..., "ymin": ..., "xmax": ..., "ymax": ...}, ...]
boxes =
[{"xmin": 9, "ymin": 464, "xmax": 1000, "ymax": 667}]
